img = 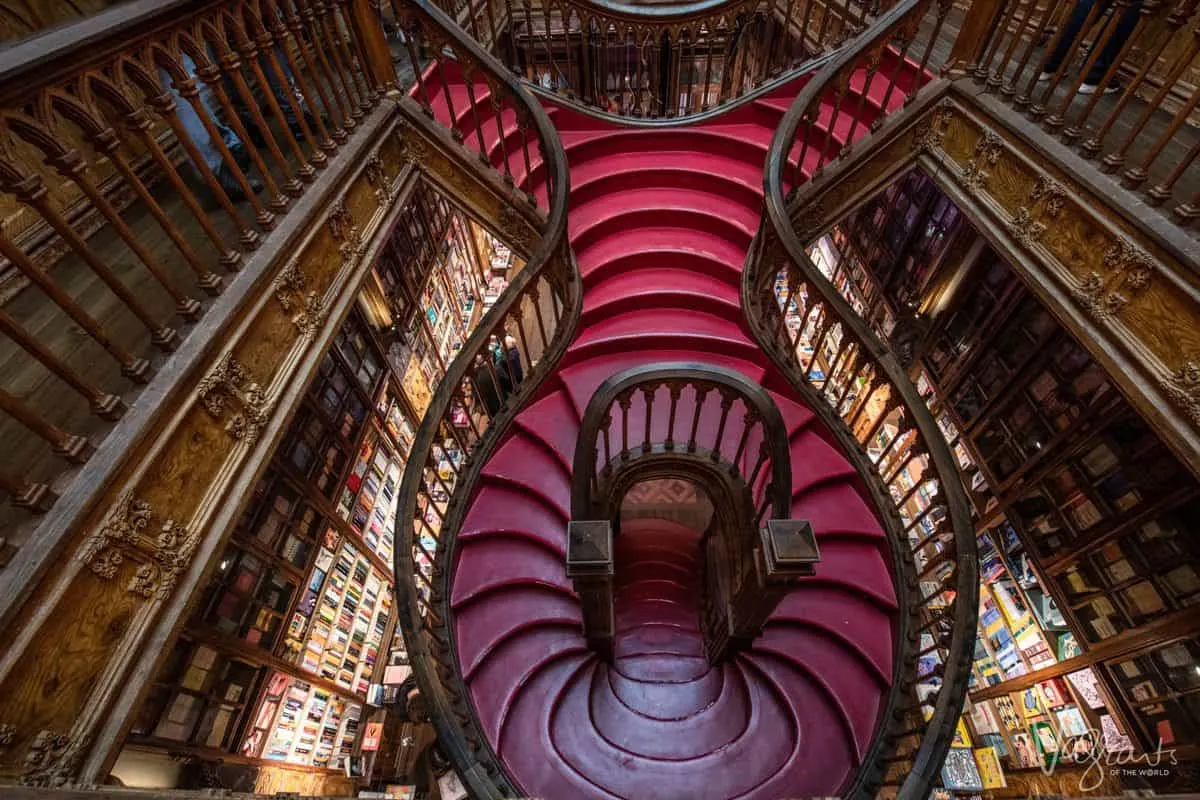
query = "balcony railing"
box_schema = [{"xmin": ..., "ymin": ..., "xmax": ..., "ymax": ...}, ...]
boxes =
[
  {"xmin": 0, "ymin": 0, "xmax": 388, "ymax": 537},
  {"xmin": 387, "ymin": 1, "xmax": 578, "ymax": 796},
  {"xmin": 958, "ymin": 0, "xmax": 1200, "ymax": 224},
  {"xmin": 421, "ymin": 0, "xmax": 896, "ymax": 119},
  {"xmin": 749, "ymin": 0, "xmax": 978, "ymax": 796}
]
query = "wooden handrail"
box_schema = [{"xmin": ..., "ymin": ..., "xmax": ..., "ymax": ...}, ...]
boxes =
[
  {"xmin": 752, "ymin": 0, "xmax": 978, "ymax": 796},
  {"xmin": 387, "ymin": 0, "xmax": 576, "ymax": 796},
  {"xmin": 570, "ymin": 361, "xmax": 792, "ymax": 521}
]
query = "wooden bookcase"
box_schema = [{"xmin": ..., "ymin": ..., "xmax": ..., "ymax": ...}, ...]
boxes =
[
  {"xmin": 814, "ymin": 169, "xmax": 1200, "ymax": 791},
  {"xmin": 126, "ymin": 183, "xmax": 513, "ymax": 786}
]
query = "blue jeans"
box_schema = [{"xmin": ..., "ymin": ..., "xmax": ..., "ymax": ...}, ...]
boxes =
[
  {"xmin": 167, "ymin": 54, "xmax": 243, "ymax": 174},
  {"xmin": 168, "ymin": 47, "xmax": 304, "ymax": 174},
  {"xmin": 1044, "ymin": 0, "xmax": 1141, "ymax": 85}
]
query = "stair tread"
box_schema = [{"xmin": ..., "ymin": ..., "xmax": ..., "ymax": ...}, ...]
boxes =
[{"xmin": 427, "ymin": 54, "xmax": 927, "ymax": 797}]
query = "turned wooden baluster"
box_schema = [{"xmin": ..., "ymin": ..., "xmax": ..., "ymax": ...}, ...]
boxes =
[
  {"xmin": 318, "ymin": 0, "xmax": 374, "ymax": 115},
  {"xmin": 0, "ymin": 151, "xmax": 179, "ymax": 351},
  {"xmin": 1100, "ymin": 21, "xmax": 1200, "ymax": 171},
  {"xmin": 973, "ymin": 0, "xmax": 1022, "ymax": 84},
  {"xmin": 563, "ymin": 6, "xmax": 576, "ymax": 99},
  {"xmin": 0, "ymin": 468, "xmax": 55, "ymax": 513},
  {"xmin": 711, "ymin": 388, "xmax": 735, "ymax": 461},
  {"xmin": 297, "ymin": 0, "xmax": 359, "ymax": 132},
  {"xmin": 5, "ymin": 110, "xmax": 203, "ymax": 323},
  {"xmin": 617, "ymin": 390, "xmax": 632, "ymax": 460},
  {"xmin": 641, "ymin": 386, "xmax": 655, "ymax": 453},
  {"xmin": 687, "ymin": 385, "xmax": 711, "ymax": 453},
  {"xmin": 0, "ymin": 309, "xmax": 126, "ymax": 421},
  {"xmin": 0, "ymin": 232, "xmax": 150, "ymax": 381},
  {"xmin": 267, "ymin": 0, "xmax": 337, "ymax": 153},
  {"xmin": 488, "ymin": 85, "xmax": 514, "ymax": 184},
  {"xmin": 246, "ymin": 8, "xmax": 327, "ymax": 174},
  {"xmin": 213, "ymin": 23, "xmax": 307, "ymax": 195},
  {"xmin": 128, "ymin": 56, "xmax": 262, "ymax": 250},
  {"xmin": 285, "ymin": 0, "xmax": 351, "ymax": 141},
  {"xmin": 731, "ymin": 406, "xmax": 758, "ymax": 476},
  {"xmin": 516, "ymin": 108, "xmax": 536, "ymax": 203},
  {"xmin": 665, "ymin": 382, "xmax": 682, "ymax": 449},
  {"xmin": 69, "ymin": 78, "xmax": 225, "ymax": 292},
  {"xmin": 0, "ymin": 387, "xmax": 94, "ymax": 464},
  {"xmin": 181, "ymin": 43, "xmax": 288, "ymax": 218}
]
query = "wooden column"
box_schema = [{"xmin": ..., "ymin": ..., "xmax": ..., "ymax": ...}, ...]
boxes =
[{"xmin": 720, "ymin": 520, "xmax": 821, "ymax": 657}]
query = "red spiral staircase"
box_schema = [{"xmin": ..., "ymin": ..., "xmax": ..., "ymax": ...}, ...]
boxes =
[{"xmin": 401, "ymin": 46, "xmax": 930, "ymax": 797}]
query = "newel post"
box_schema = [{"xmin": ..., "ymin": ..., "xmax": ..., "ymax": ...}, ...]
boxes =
[
  {"xmin": 566, "ymin": 520, "xmax": 615, "ymax": 661},
  {"xmin": 349, "ymin": 0, "xmax": 400, "ymax": 90},
  {"xmin": 725, "ymin": 519, "xmax": 820, "ymax": 649},
  {"xmin": 944, "ymin": 0, "xmax": 1008, "ymax": 77}
]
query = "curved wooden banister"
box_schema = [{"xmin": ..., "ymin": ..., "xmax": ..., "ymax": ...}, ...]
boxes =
[
  {"xmin": 748, "ymin": 0, "xmax": 978, "ymax": 796},
  {"xmin": 389, "ymin": 1, "xmax": 578, "ymax": 796},
  {"xmin": 447, "ymin": 0, "xmax": 879, "ymax": 119},
  {"xmin": 570, "ymin": 362, "xmax": 791, "ymax": 521},
  {"xmin": 567, "ymin": 362, "xmax": 819, "ymax": 665}
]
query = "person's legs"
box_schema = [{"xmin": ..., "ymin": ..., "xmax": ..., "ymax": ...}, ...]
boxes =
[
  {"xmin": 166, "ymin": 55, "xmax": 260, "ymax": 201},
  {"xmin": 1041, "ymin": 0, "xmax": 1099, "ymax": 75},
  {"xmin": 1082, "ymin": 0, "xmax": 1141, "ymax": 85}
]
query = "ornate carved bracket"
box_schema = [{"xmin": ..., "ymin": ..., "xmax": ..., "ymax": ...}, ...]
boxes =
[
  {"xmin": 960, "ymin": 130, "xmax": 1004, "ymax": 195},
  {"xmin": 75, "ymin": 490, "xmax": 199, "ymax": 601},
  {"xmin": 197, "ymin": 352, "xmax": 274, "ymax": 444},
  {"xmin": 1165, "ymin": 360, "xmax": 1200, "ymax": 427},
  {"xmin": 20, "ymin": 730, "xmax": 88, "ymax": 788},
  {"xmin": 270, "ymin": 262, "xmax": 328, "ymax": 338}
]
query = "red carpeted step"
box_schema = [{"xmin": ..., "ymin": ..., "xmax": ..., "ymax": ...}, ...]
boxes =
[{"xmin": 429, "ymin": 54, "xmax": 927, "ymax": 797}]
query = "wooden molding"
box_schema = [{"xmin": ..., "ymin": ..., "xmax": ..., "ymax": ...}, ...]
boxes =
[{"xmin": 789, "ymin": 82, "xmax": 1200, "ymax": 482}]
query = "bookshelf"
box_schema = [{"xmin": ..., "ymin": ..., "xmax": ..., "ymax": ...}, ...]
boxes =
[
  {"xmin": 126, "ymin": 183, "xmax": 513, "ymax": 786},
  {"xmin": 810, "ymin": 169, "xmax": 1200, "ymax": 792}
]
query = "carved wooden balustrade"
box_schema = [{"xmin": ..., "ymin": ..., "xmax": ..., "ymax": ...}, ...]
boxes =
[
  {"xmin": 409, "ymin": 0, "xmax": 898, "ymax": 119},
  {"xmin": 951, "ymin": 0, "xmax": 1200, "ymax": 225},
  {"xmin": 0, "ymin": 0, "xmax": 572, "ymax": 789},
  {"xmin": 0, "ymin": 0, "xmax": 390, "ymax": 544},
  {"xmin": 746, "ymin": 0, "xmax": 978, "ymax": 796},
  {"xmin": 567, "ymin": 362, "xmax": 820, "ymax": 663},
  {"xmin": 496, "ymin": 0, "xmax": 869, "ymax": 118},
  {"xmin": 388, "ymin": 2, "xmax": 577, "ymax": 798}
]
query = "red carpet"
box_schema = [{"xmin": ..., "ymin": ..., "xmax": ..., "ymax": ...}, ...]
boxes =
[{"xmin": 420, "ymin": 56, "xmax": 921, "ymax": 797}]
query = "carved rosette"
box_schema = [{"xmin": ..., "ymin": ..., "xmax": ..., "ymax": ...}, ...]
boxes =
[
  {"xmin": 270, "ymin": 262, "xmax": 328, "ymax": 338},
  {"xmin": 1165, "ymin": 360, "xmax": 1200, "ymax": 426},
  {"xmin": 197, "ymin": 352, "xmax": 273, "ymax": 444},
  {"xmin": 75, "ymin": 490, "xmax": 199, "ymax": 601}
]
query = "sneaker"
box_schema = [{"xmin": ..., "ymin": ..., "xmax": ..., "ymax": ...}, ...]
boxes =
[
  {"xmin": 1078, "ymin": 81, "xmax": 1121, "ymax": 95},
  {"xmin": 215, "ymin": 163, "xmax": 262, "ymax": 202},
  {"xmin": 1037, "ymin": 71, "xmax": 1054, "ymax": 82}
]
